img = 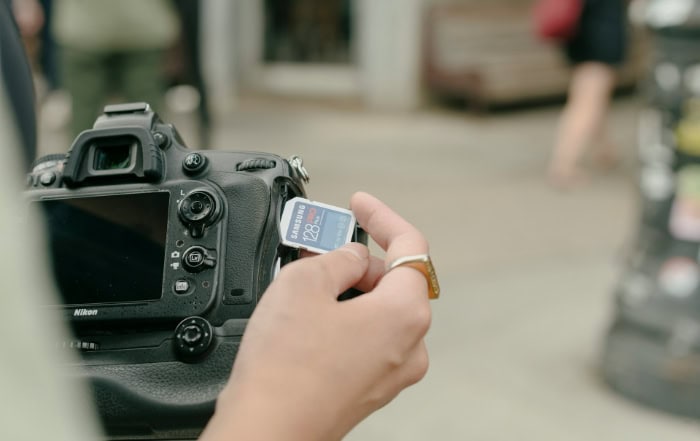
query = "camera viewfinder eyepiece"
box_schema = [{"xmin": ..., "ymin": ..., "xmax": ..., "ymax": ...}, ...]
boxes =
[{"xmin": 62, "ymin": 104, "xmax": 166, "ymax": 187}]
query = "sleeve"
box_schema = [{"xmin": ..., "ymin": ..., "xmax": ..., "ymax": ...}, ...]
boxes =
[{"xmin": 0, "ymin": 18, "xmax": 103, "ymax": 441}]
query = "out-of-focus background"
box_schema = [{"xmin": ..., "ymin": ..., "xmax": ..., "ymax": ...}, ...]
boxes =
[{"xmin": 14, "ymin": 0, "xmax": 700, "ymax": 439}]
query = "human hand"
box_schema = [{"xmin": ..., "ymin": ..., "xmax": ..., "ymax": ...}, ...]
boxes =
[{"xmin": 201, "ymin": 192, "xmax": 433, "ymax": 441}]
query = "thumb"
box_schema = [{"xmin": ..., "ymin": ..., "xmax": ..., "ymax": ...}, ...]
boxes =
[{"xmin": 284, "ymin": 243, "xmax": 370, "ymax": 300}]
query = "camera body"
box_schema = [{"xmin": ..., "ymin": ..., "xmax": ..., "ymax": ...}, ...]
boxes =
[{"xmin": 26, "ymin": 103, "xmax": 312, "ymax": 438}]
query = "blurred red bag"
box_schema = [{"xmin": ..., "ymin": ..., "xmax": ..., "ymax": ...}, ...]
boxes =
[{"xmin": 533, "ymin": 0, "xmax": 583, "ymax": 41}]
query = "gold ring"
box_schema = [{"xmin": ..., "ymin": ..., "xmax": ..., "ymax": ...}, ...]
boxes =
[{"xmin": 386, "ymin": 254, "xmax": 440, "ymax": 300}]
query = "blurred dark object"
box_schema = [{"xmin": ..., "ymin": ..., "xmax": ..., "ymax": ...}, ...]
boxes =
[
  {"xmin": 264, "ymin": 0, "xmax": 352, "ymax": 63},
  {"xmin": 602, "ymin": 0, "xmax": 700, "ymax": 419},
  {"xmin": 38, "ymin": 0, "xmax": 59, "ymax": 91},
  {"xmin": 423, "ymin": 0, "xmax": 648, "ymax": 109},
  {"xmin": 169, "ymin": 0, "xmax": 211, "ymax": 149}
]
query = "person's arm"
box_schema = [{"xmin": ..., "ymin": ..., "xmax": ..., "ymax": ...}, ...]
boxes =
[{"xmin": 200, "ymin": 191, "xmax": 433, "ymax": 441}]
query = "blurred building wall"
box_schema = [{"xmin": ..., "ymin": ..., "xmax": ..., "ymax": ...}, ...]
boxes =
[
  {"xmin": 201, "ymin": 0, "xmax": 429, "ymax": 111},
  {"xmin": 356, "ymin": 0, "xmax": 424, "ymax": 110},
  {"xmin": 200, "ymin": 0, "xmax": 586, "ymax": 111}
]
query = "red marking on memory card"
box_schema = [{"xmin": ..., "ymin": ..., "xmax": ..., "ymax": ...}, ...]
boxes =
[{"xmin": 306, "ymin": 207, "xmax": 317, "ymax": 223}]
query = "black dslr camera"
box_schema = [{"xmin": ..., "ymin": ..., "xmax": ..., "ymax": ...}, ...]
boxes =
[{"xmin": 26, "ymin": 103, "xmax": 349, "ymax": 439}]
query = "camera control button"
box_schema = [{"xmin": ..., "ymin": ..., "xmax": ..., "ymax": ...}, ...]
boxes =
[
  {"xmin": 174, "ymin": 316, "xmax": 213, "ymax": 360},
  {"xmin": 182, "ymin": 246, "xmax": 216, "ymax": 272},
  {"xmin": 174, "ymin": 279, "xmax": 191, "ymax": 294},
  {"xmin": 182, "ymin": 325, "xmax": 203, "ymax": 345},
  {"xmin": 153, "ymin": 131, "xmax": 170, "ymax": 149},
  {"xmin": 183, "ymin": 153, "xmax": 207, "ymax": 174},
  {"xmin": 190, "ymin": 200, "xmax": 205, "ymax": 214},
  {"xmin": 185, "ymin": 249, "xmax": 204, "ymax": 268},
  {"xmin": 39, "ymin": 172, "xmax": 56, "ymax": 186}
]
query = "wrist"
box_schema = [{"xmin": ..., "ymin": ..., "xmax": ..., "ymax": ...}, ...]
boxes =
[{"xmin": 200, "ymin": 379, "xmax": 344, "ymax": 441}]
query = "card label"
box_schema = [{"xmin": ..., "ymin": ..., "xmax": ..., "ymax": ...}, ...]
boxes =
[{"xmin": 281, "ymin": 198, "xmax": 355, "ymax": 254}]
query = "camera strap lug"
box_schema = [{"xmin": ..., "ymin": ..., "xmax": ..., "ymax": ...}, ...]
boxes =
[{"xmin": 288, "ymin": 155, "xmax": 310, "ymax": 184}]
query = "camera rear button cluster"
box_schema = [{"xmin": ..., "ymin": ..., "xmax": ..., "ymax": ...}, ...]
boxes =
[{"xmin": 39, "ymin": 172, "xmax": 56, "ymax": 186}]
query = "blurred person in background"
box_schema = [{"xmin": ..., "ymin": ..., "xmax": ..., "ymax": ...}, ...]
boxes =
[
  {"xmin": 547, "ymin": 0, "xmax": 628, "ymax": 188},
  {"xmin": 52, "ymin": 0, "xmax": 179, "ymax": 137}
]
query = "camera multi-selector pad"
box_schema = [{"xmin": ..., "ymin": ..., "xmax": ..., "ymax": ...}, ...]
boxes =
[
  {"xmin": 178, "ymin": 189, "xmax": 220, "ymax": 238},
  {"xmin": 174, "ymin": 316, "xmax": 214, "ymax": 359}
]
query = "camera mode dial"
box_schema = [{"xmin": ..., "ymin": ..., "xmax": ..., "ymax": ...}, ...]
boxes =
[
  {"xmin": 174, "ymin": 316, "xmax": 213, "ymax": 360},
  {"xmin": 178, "ymin": 189, "xmax": 220, "ymax": 238}
]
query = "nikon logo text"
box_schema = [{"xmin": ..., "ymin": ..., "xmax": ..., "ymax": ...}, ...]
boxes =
[{"xmin": 74, "ymin": 308, "xmax": 98, "ymax": 317}]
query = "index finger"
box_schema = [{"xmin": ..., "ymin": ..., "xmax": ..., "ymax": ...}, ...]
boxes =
[
  {"xmin": 350, "ymin": 193, "xmax": 433, "ymax": 335},
  {"xmin": 350, "ymin": 192, "xmax": 429, "ymax": 263}
]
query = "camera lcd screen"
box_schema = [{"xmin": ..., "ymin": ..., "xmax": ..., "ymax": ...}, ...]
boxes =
[{"xmin": 41, "ymin": 192, "xmax": 170, "ymax": 305}]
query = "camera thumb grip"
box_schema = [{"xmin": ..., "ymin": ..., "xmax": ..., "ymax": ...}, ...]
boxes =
[{"xmin": 81, "ymin": 340, "xmax": 241, "ymax": 437}]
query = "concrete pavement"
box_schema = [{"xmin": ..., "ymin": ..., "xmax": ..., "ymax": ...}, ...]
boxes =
[{"xmin": 39, "ymin": 96, "xmax": 700, "ymax": 439}]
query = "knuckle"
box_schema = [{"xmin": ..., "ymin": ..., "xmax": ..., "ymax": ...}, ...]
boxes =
[
  {"xmin": 366, "ymin": 386, "xmax": 397, "ymax": 411},
  {"xmin": 414, "ymin": 234, "xmax": 429, "ymax": 253},
  {"xmin": 384, "ymin": 349, "xmax": 405, "ymax": 372},
  {"xmin": 405, "ymin": 350, "xmax": 430, "ymax": 386},
  {"xmin": 282, "ymin": 249, "xmax": 364, "ymax": 293},
  {"xmin": 402, "ymin": 300, "xmax": 432, "ymax": 336},
  {"xmin": 318, "ymin": 253, "xmax": 358, "ymax": 287},
  {"xmin": 414, "ymin": 302, "xmax": 432, "ymax": 335}
]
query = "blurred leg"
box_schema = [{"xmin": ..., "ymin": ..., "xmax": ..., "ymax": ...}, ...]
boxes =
[
  {"xmin": 548, "ymin": 62, "xmax": 617, "ymax": 186},
  {"xmin": 61, "ymin": 47, "xmax": 110, "ymax": 137},
  {"xmin": 120, "ymin": 49, "xmax": 167, "ymax": 114},
  {"xmin": 592, "ymin": 109, "xmax": 620, "ymax": 170}
]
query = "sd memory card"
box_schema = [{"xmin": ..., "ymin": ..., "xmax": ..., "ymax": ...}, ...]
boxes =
[{"xmin": 280, "ymin": 197, "xmax": 356, "ymax": 254}]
